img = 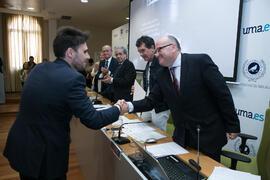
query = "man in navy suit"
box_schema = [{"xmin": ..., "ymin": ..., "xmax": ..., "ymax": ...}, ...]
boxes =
[
  {"xmin": 125, "ymin": 35, "xmax": 240, "ymax": 162},
  {"xmin": 95, "ymin": 45, "xmax": 118, "ymax": 94},
  {"xmin": 3, "ymin": 26, "xmax": 127, "ymax": 180},
  {"xmin": 102, "ymin": 46, "xmax": 136, "ymax": 102}
]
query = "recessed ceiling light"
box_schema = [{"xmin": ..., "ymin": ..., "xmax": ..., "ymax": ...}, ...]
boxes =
[
  {"xmin": 81, "ymin": 0, "xmax": 88, "ymax": 3},
  {"xmin": 126, "ymin": 17, "xmax": 130, "ymax": 20},
  {"xmin": 27, "ymin": 7, "xmax": 34, "ymax": 10}
]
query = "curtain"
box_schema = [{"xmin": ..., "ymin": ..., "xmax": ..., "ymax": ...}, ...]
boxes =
[{"xmin": 3, "ymin": 14, "xmax": 42, "ymax": 92}]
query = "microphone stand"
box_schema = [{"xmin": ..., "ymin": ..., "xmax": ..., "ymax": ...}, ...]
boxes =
[
  {"xmin": 189, "ymin": 125, "xmax": 201, "ymax": 180},
  {"xmin": 92, "ymin": 92, "xmax": 102, "ymax": 104},
  {"xmin": 196, "ymin": 125, "xmax": 200, "ymax": 180},
  {"xmin": 112, "ymin": 122, "xmax": 144, "ymax": 145}
]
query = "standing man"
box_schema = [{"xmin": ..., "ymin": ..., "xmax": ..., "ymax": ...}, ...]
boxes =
[
  {"xmin": 27, "ymin": 56, "xmax": 36, "ymax": 70},
  {"xmin": 95, "ymin": 45, "xmax": 118, "ymax": 93},
  {"xmin": 102, "ymin": 46, "xmax": 136, "ymax": 102},
  {"xmin": 3, "ymin": 26, "xmax": 126, "ymax": 180},
  {"xmin": 126, "ymin": 35, "xmax": 240, "ymax": 162},
  {"xmin": 135, "ymin": 36, "xmax": 170, "ymax": 132}
]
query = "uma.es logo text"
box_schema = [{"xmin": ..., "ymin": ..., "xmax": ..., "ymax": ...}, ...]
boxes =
[
  {"xmin": 236, "ymin": 108, "xmax": 264, "ymax": 122},
  {"xmin": 243, "ymin": 24, "xmax": 270, "ymax": 35}
]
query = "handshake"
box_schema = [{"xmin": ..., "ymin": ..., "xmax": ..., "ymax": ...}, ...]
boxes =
[{"xmin": 114, "ymin": 100, "xmax": 130, "ymax": 115}]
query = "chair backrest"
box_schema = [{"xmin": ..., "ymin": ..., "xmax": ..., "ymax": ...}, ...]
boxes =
[{"xmin": 257, "ymin": 101, "xmax": 270, "ymax": 180}]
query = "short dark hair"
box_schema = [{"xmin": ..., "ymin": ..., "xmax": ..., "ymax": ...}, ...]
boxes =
[
  {"xmin": 29, "ymin": 56, "xmax": 34, "ymax": 59},
  {"xmin": 136, "ymin": 36, "xmax": 155, "ymax": 49},
  {"xmin": 53, "ymin": 26, "xmax": 89, "ymax": 58}
]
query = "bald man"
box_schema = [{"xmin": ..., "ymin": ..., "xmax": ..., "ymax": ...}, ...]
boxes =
[
  {"xmin": 127, "ymin": 35, "xmax": 240, "ymax": 162},
  {"xmin": 95, "ymin": 45, "xmax": 118, "ymax": 99}
]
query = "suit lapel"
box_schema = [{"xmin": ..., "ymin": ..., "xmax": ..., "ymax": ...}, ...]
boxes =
[
  {"xmin": 161, "ymin": 68, "xmax": 179, "ymax": 97},
  {"xmin": 180, "ymin": 54, "xmax": 188, "ymax": 97}
]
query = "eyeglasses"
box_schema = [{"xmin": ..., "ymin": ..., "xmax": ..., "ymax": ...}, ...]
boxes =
[{"xmin": 154, "ymin": 44, "xmax": 172, "ymax": 54}]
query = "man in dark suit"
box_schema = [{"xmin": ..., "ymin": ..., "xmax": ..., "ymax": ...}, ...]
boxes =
[
  {"xmin": 3, "ymin": 26, "xmax": 127, "ymax": 180},
  {"xmin": 125, "ymin": 35, "xmax": 240, "ymax": 162},
  {"xmin": 95, "ymin": 45, "xmax": 118, "ymax": 93},
  {"xmin": 102, "ymin": 46, "xmax": 136, "ymax": 102},
  {"xmin": 135, "ymin": 36, "xmax": 170, "ymax": 132}
]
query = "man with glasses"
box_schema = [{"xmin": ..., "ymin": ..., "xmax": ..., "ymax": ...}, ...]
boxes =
[
  {"xmin": 125, "ymin": 35, "xmax": 240, "ymax": 162},
  {"xmin": 135, "ymin": 36, "xmax": 170, "ymax": 132}
]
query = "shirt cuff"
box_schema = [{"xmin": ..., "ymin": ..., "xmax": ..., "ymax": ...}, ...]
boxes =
[
  {"xmin": 110, "ymin": 78, "xmax": 113, "ymax": 84},
  {"xmin": 127, "ymin": 102, "xmax": 134, "ymax": 113},
  {"xmin": 114, "ymin": 104, "xmax": 121, "ymax": 112}
]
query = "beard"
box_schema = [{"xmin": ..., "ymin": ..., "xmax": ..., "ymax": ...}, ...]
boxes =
[{"xmin": 72, "ymin": 59, "xmax": 85, "ymax": 72}]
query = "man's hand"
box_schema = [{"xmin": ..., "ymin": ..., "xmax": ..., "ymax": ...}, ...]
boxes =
[
  {"xmin": 93, "ymin": 63, "xmax": 99, "ymax": 72},
  {"xmin": 226, "ymin": 133, "xmax": 239, "ymax": 140},
  {"xmin": 115, "ymin": 100, "xmax": 129, "ymax": 115},
  {"xmin": 101, "ymin": 75, "xmax": 111, "ymax": 84},
  {"xmin": 101, "ymin": 67, "xmax": 109, "ymax": 75}
]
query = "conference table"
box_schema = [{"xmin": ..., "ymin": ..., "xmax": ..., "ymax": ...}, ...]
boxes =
[{"xmin": 69, "ymin": 90, "xmax": 225, "ymax": 180}]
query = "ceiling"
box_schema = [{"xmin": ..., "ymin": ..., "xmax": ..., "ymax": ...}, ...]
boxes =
[{"xmin": 0, "ymin": 0, "xmax": 130, "ymax": 29}]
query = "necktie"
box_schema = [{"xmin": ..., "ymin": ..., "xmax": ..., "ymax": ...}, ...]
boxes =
[
  {"xmin": 104, "ymin": 60, "xmax": 108, "ymax": 68},
  {"xmin": 170, "ymin": 67, "xmax": 180, "ymax": 95}
]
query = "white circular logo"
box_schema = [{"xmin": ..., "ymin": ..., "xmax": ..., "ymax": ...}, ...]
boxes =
[{"xmin": 242, "ymin": 60, "xmax": 266, "ymax": 82}]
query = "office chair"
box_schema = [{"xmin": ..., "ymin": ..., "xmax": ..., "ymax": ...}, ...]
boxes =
[{"xmin": 221, "ymin": 101, "xmax": 270, "ymax": 180}]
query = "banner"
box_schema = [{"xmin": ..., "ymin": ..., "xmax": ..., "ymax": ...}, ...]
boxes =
[{"xmin": 224, "ymin": 0, "xmax": 270, "ymax": 156}]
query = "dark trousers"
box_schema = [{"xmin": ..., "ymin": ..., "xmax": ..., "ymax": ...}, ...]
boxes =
[
  {"xmin": 185, "ymin": 129, "xmax": 221, "ymax": 162},
  {"xmin": 20, "ymin": 174, "xmax": 66, "ymax": 180}
]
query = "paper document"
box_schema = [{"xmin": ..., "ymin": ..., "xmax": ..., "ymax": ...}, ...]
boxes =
[
  {"xmin": 208, "ymin": 167, "xmax": 261, "ymax": 180},
  {"xmin": 133, "ymin": 79, "xmax": 146, "ymax": 101},
  {"xmin": 146, "ymin": 142, "xmax": 189, "ymax": 158},
  {"xmin": 111, "ymin": 116, "xmax": 141, "ymax": 126}
]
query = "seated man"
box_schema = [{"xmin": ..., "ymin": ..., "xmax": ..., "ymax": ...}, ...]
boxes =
[{"xmin": 102, "ymin": 47, "xmax": 136, "ymax": 102}]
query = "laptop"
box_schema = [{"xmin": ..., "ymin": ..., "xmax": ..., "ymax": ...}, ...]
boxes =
[
  {"xmin": 131, "ymin": 138, "xmax": 170, "ymax": 180},
  {"xmin": 131, "ymin": 139, "xmax": 205, "ymax": 180}
]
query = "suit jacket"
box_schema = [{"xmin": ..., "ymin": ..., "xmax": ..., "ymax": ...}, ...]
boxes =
[
  {"xmin": 95, "ymin": 57, "xmax": 118, "ymax": 92},
  {"xmin": 133, "ymin": 53, "xmax": 240, "ymax": 154},
  {"xmin": 3, "ymin": 59, "xmax": 120, "ymax": 179},
  {"xmin": 112, "ymin": 59, "xmax": 136, "ymax": 102},
  {"xmin": 143, "ymin": 56, "xmax": 168, "ymax": 113}
]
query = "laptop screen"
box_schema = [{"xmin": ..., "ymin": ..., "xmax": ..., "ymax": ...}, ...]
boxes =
[{"xmin": 131, "ymin": 138, "xmax": 170, "ymax": 180}]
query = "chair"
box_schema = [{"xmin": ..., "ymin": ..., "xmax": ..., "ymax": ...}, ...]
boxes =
[
  {"xmin": 221, "ymin": 101, "xmax": 270, "ymax": 180},
  {"xmin": 166, "ymin": 114, "xmax": 174, "ymax": 136}
]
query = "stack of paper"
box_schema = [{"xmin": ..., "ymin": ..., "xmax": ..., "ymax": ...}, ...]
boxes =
[
  {"xmin": 146, "ymin": 142, "xmax": 189, "ymax": 157},
  {"xmin": 111, "ymin": 116, "xmax": 166, "ymax": 143},
  {"xmin": 208, "ymin": 167, "xmax": 261, "ymax": 180}
]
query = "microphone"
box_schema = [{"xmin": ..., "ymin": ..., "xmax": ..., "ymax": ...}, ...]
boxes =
[
  {"xmin": 112, "ymin": 122, "xmax": 144, "ymax": 145},
  {"xmin": 189, "ymin": 125, "xmax": 201, "ymax": 180},
  {"xmin": 92, "ymin": 93, "xmax": 102, "ymax": 104}
]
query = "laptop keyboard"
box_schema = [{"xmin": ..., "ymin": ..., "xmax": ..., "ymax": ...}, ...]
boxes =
[{"xmin": 157, "ymin": 155, "xmax": 205, "ymax": 180}]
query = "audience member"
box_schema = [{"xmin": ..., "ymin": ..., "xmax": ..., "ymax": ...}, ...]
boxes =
[
  {"xmin": 135, "ymin": 36, "xmax": 170, "ymax": 132},
  {"xmin": 85, "ymin": 58, "xmax": 94, "ymax": 88},
  {"xmin": 102, "ymin": 46, "xmax": 136, "ymax": 102},
  {"xmin": 20, "ymin": 62, "xmax": 29, "ymax": 87},
  {"xmin": 91, "ymin": 52, "xmax": 104, "ymax": 92},
  {"xmin": 95, "ymin": 45, "xmax": 118, "ymax": 93},
  {"xmin": 27, "ymin": 56, "xmax": 36, "ymax": 70}
]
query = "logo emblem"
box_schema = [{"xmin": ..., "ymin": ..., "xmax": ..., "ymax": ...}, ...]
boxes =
[{"xmin": 243, "ymin": 60, "xmax": 266, "ymax": 82}]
